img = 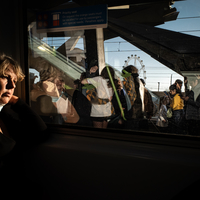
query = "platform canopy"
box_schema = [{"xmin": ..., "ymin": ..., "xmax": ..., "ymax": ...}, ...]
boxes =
[{"xmin": 27, "ymin": 0, "xmax": 200, "ymax": 74}]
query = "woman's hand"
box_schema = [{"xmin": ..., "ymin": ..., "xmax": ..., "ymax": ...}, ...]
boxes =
[
  {"xmin": 8, "ymin": 95, "xmax": 19, "ymax": 105},
  {"xmin": 182, "ymin": 96, "xmax": 189, "ymax": 101},
  {"xmin": 81, "ymin": 79, "xmax": 88, "ymax": 85},
  {"xmin": 42, "ymin": 81, "xmax": 59, "ymax": 97},
  {"xmin": 89, "ymin": 66, "xmax": 98, "ymax": 74}
]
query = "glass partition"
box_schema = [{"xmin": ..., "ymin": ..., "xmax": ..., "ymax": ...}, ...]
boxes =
[{"xmin": 28, "ymin": 0, "xmax": 200, "ymax": 135}]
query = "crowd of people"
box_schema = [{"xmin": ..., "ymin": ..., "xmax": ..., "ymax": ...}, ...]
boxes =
[
  {"xmin": 72, "ymin": 62, "xmax": 155, "ymax": 130},
  {"xmin": 30, "ymin": 59, "xmax": 155, "ymax": 130},
  {"xmin": 29, "ymin": 58, "xmax": 200, "ymax": 135},
  {"xmin": 156, "ymin": 78, "xmax": 200, "ymax": 135},
  {"xmin": 0, "ymin": 52, "xmax": 199, "ymax": 200}
]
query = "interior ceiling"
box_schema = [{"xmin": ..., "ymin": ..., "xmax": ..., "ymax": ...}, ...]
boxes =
[
  {"xmin": 27, "ymin": 0, "xmax": 182, "ymax": 11},
  {"xmin": 28, "ymin": 0, "xmax": 181, "ymax": 26},
  {"xmin": 27, "ymin": 0, "xmax": 200, "ymax": 74}
]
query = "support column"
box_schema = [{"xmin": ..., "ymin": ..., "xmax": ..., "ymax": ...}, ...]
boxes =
[
  {"xmin": 85, "ymin": 29, "xmax": 98, "ymax": 70},
  {"xmin": 96, "ymin": 28, "xmax": 105, "ymax": 74}
]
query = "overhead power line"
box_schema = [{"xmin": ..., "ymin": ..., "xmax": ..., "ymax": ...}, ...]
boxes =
[{"xmin": 177, "ymin": 16, "xmax": 200, "ymax": 20}]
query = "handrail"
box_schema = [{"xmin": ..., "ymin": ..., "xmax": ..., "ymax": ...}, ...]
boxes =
[{"xmin": 28, "ymin": 35, "xmax": 86, "ymax": 74}]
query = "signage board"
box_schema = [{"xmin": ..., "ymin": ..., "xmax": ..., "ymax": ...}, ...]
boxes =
[{"xmin": 36, "ymin": 4, "xmax": 107, "ymax": 32}]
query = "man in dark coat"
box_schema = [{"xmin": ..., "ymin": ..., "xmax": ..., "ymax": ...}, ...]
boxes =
[{"xmin": 183, "ymin": 75, "xmax": 200, "ymax": 135}]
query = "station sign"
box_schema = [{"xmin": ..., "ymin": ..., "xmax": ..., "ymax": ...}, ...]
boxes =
[{"xmin": 36, "ymin": 4, "xmax": 107, "ymax": 32}]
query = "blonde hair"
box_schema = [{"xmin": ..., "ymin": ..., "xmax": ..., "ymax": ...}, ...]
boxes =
[{"xmin": 0, "ymin": 54, "xmax": 25, "ymax": 82}]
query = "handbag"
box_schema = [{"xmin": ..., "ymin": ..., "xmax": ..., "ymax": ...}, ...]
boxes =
[
  {"xmin": 56, "ymin": 96, "xmax": 80, "ymax": 124},
  {"xmin": 167, "ymin": 108, "xmax": 173, "ymax": 118},
  {"xmin": 108, "ymin": 114, "xmax": 122, "ymax": 128}
]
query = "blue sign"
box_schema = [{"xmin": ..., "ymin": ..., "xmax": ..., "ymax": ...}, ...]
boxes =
[{"xmin": 36, "ymin": 4, "xmax": 107, "ymax": 32}]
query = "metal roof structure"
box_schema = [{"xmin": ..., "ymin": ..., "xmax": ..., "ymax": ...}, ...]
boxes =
[
  {"xmin": 27, "ymin": 0, "xmax": 200, "ymax": 74},
  {"xmin": 108, "ymin": 18, "xmax": 200, "ymax": 74}
]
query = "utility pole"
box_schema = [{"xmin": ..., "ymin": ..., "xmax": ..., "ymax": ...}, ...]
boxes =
[{"xmin": 170, "ymin": 74, "xmax": 173, "ymax": 85}]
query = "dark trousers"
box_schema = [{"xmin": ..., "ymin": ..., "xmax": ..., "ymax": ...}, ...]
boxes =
[{"xmin": 172, "ymin": 109, "xmax": 184, "ymax": 134}]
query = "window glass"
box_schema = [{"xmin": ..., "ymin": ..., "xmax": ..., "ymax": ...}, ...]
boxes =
[{"xmin": 28, "ymin": 1, "xmax": 200, "ymax": 135}]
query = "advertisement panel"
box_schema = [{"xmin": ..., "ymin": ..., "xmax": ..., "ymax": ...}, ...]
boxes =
[{"xmin": 36, "ymin": 4, "xmax": 107, "ymax": 32}]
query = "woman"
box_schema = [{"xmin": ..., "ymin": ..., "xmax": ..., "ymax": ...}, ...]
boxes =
[
  {"xmin": 169, "ymin": 84, "xmax": 184, "ymax": 134},
  {"xmin": 0, "ymin": 54, "xmax": 47, "ymax": 199},
  {"xmin": 30, "ymin": 62, "xmax": 79, "ymax": 124},
  {"xmin": 122, "ymin": 65, "xmax": 145, "ymax": 119},
  {"xmin": 81, "ymin": 66, "xmax": 120, "ymax": 128},
  {"xmin": 122, "ymin": 65, "xmax": 146, "ymax": 130},
  {"xmin": 0, "ymin": 54, "xmax": 47, "ymax": 152},
  {"xmin": 30, "ymin": 64, "xmax": 65, "ymax": 124}
]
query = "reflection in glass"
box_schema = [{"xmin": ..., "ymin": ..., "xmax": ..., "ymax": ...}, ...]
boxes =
[{"xmin": 28, "ymin": 1, "xmax": 200, "ymax": 135}]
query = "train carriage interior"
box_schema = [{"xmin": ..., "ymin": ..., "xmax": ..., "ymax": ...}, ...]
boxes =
[{"xmin": 1, "ymin": 0, "xmax": 200, "ymax": 199}]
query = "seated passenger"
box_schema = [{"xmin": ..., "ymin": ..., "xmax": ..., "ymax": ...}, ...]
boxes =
[
  {"xmin": 0, "ymin": 54, "xmax": 47, "ymax": 199},
  {"xmin": 0, "ymin": 54, "xmax": 47, "ymax": 155}
]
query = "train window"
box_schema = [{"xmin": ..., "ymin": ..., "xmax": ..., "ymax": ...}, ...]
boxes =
[{"xmin": 28, "ymin": 1, "xmax": 200, "ymax": 136}]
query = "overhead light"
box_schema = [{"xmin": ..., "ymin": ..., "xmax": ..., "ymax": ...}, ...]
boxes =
[
  {"xmin": 38, "ymin": 46, "xmax": 46, "ymax": 51},
  {"xmin": 108, "ymin": 5, "xmax": 130, "ymax": 10}
]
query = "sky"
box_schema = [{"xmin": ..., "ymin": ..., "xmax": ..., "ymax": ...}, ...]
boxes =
[
  {"xmin": 38, "ymin": 0, "xmax": 200, "ymax": 92},
  {"xmin": 103, "ymin": 0, "xmax": 200, "ymax": 91}
]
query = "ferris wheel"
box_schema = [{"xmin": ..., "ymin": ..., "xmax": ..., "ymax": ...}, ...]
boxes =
[{"xmin": 123, "ymin": 54, "xmax": 146, "ymax": 81}]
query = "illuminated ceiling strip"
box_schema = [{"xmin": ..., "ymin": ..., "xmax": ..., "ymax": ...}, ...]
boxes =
[{"xmin": 108, "ymin": 5, "xmax": 130, "ymax": 10}]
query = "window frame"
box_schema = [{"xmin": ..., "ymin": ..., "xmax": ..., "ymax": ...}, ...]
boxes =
[{"xmin": 26, "ymin": 1, "xmax": 200, "ymax": 142}]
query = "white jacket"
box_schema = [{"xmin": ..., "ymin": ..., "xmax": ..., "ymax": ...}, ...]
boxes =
[{"xmin": 156, "ymin": 104, "xmax": 168, "ymax": 127}]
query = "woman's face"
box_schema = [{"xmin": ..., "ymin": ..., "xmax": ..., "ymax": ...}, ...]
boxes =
[
  {"xmin": 54, "ymin": 77, "xmax": 64, "ymax": 94},
  {"xmin": 90, "ymin": 65, "xmax": 98, "ymax": 74},
  {"xmin": 170, "ymin": 89, "xmax": 176, "ymax": 96},
  {"xmin": 0, "ymin": 64, "xmax": 17, "ymax": 104},
  {"xmin": 176, "ymin": 83, "xmax": 182, "ymax": 90},
  {"xmin": 165, "ymin": 97, "xmax": 169, "ymax": 105}
]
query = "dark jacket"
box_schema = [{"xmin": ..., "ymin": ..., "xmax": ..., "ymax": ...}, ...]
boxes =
[
  {"xmin": 86, "ymin": 70, "xmax": 99, "ymax": 78},
  {"xmin": 0, "ymin": 98, "xmax": 47, "ymax": 157},
  {"xmin": 72, "ymin": 89, "xmax": 92, "ymax": 126},
  {"xmin": 185, "ymin": 83, "xmax": 200, "ymax": 120},
  {"xmin": 144, "ymin": 88, "xmax": 154, "ymax": 118},
  {"xmin": 0, "ymin": 98, "xmax": 47, "ymax": 199}
]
